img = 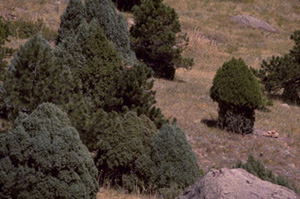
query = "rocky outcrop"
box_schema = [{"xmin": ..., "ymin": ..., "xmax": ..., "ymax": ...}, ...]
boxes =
[
  {"xmin": 177, "ymin": 168, "xmax": 299, "ymax": 199},
  {"xmin": 231, "ymin": 15, "xmax": 277, "ymax": 32}
]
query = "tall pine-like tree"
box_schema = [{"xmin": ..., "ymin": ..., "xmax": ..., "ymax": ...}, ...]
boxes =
[
  {"xmin": 130, "ymin": 0, "xmax": 193, "ymax": 80},
  {"xmin": 0, "ymin": 34, "xmax": 72, "ymax": 120}
]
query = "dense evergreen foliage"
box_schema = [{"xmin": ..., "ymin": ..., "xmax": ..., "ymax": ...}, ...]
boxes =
[
  {"xmin": 0, "ymin": 17, "xmax": 13, "ymax": 81},
  {"xmin": 234, "ymin": 155, "xmax": 299, "ymax": 194},
  {"xmin": 80, "ymin": 24, "xmax": 122, "ymax": 101},
  {"xmin": 85, "ymin": 0, "xmax": 137, "ymax": 65},
  {"xmin": 150, "ymin": 124, "xmax": 200, "ymax": 191},
  {"xmin": 130, "ymin": 0, "xmax": 193, "ymax": 80},
  {"xmin": 0, "ymin": 34, "xmax": 72, "ymax": 120},
  {"xmin": 252, "ymin": 30, "xmax": 300, "ymax": 104},
  {"xmin": 94, "ymin": 111, "xmax": 157, "ymax": 191},
  {"xmin": 106, "ymin": 63, "xmax": 168, "ymax": 128},
  {"xmin": 210, "ymin": 58, "xmax": 263, "ymax": 134},
  {"xmin": 0, "ymin": 103, "xmax": 99, "ymax": 199},
  {"xmin": 112, "ymin": 0, "xmax": 142, "ymax": 12},
  {"xmin": 56, "ymin": 0, "xmax": 85, "ymax": 45},
  {"xmin": 94, "ymin": 116, "xmax": 199, "ymax": 194}
]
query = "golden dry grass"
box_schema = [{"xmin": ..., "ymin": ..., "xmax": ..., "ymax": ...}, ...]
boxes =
[
  {"xmin": 155, "ymin": 0, "xmax": 300, "ymax": 190},
  {"xmin": 1, "ymin": 0, "xmax": 300, "ymax": 197}
]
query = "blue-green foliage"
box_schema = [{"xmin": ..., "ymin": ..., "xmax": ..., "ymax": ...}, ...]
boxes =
[
  {"xmin": 0, "ymin": 103, "xmax": 98, "ymax": 199},
  {"xmin": 86, "ymin": 0, "xmax": 137, "ymax": 65},
  {"xmin": 150, "ymin": 124, "xmax": 200, "ymax": 190},
  {"xmin": 56, "ymin": 0, "xmax": 85, "ymax": 45},
  {"xmin": 94, "ymin": 117, "xmax": 199, "ymax": 194}
]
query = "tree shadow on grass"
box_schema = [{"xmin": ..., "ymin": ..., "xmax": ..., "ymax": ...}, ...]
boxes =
[{"xmin": 201, "ymin": 119, "xmax": 218, "ymax": 128}]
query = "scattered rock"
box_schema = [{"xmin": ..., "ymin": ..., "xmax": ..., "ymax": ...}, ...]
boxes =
[
  {"xmin": 231, "ymin": 15, "xmax": 277, "ymax": 32},
  {"xmin": 177, "ymin": 168, "xmax": 299, "ymax": 199},
  {"xmin": 280, "ymin": 103, "xmax": 290, "ymax": 108},
  {"xmin": 263, "ymin": 130, "xmax": 279, "ymax": 138}
]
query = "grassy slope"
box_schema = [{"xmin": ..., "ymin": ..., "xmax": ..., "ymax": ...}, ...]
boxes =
[
  {"xmin": 156, "ymin": 0, "xmax": 300, "ymax": 191},
  {"xmin": 1, "ymin": 0, "xmax": 300, "ymax": 198}
]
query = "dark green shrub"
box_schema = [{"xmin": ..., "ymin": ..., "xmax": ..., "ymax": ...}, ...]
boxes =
[
  {"xmin": 112, "ymin": 0, "xmax": 142, "ymax": 12},
  {"xmin": 105, "ymin": 63, "xmax": 168, "ymax": 128},
  {"xmin": 234, "ymin": 155, "xmax": 299, "ymax": 194},
  {"xmin": 150, "ymin": 124, "xmax": 200, "ymax": 192},
  {"xmin": 80, "ymin": 24, "xmax": 122, "ymax": 100},
  {"xmin": 252, "ymin": 30, "xmax": 300, "ymax": 104},
  {"xmin": 210, "ymin": 57, "xmax": 263, "ymax": 134},
  {"xmin": 2, "ymin": 33, "xmax": 76, "ymax": 120},
  {"xmin": 130, "ymin": 0, "xmax": 193, "ymax": 80},
  {"xmin": 70, "ymin": 22, "xmax": 123, "ymax": 150},
  {"xmin": 0, "ymin": 103, "xmax": 99, "ymax": 199},
  {"xmin": 0, "ymin": 34, "xmax": 73, "ymax": 120},
  {"xmin": 94, "ymin": 111, "xmax": 157, "ymax": 192},
  {"xmin": 86, "ymin": 0, "xmax": 137, "ymax": 65},
  {"xmin": 9, "ymin": 19, "xmax": 56, "ymax": 41}
]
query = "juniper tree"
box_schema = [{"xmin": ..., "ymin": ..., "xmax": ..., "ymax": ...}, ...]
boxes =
[
  {"xmin": 62, "ymin": 21, "xmax": 123, "ymax": 150},
  {"xmin": 86, "ymin": 0, "xmax": 137, "ymax": 65},
  {"xmin": 56, "ymin": 0, "xmax": 85, "ymax": 45},
  {"xmin": 130, "ymin": 0, "xmax": 193, "ymax": 80},
  {"xmin": 210, "ymin": 58, "xmax": 263, "ymax": 134},
  {"xmin": 0, "ymin": 103, "xmax": 99, "ymax": 199},
  {"xmin": 94, "ymin": 111, "xmax": 157, "ymax": 191},
  {"xmin": 150, "ymin": 124, "xmax": 200, "ymax": 193},
  {"xmin": 0, "ymin": 34, "xmax": 72, "ymax": 120}
]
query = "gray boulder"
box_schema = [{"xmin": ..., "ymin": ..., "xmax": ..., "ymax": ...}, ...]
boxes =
[
  {"xmin": 177, "ymin": 168, "xmax": 299, "ymax": 199},
  {"xmin": 231, "ymin": 15, "xmax": 277, "ymax": 32}
]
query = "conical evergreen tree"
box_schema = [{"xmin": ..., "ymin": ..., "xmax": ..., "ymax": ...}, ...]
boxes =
[
  {"xmin": 0, "ymin": 34, "xmax": 72, "ymax": 120},
  {"xmin": 86, "ymin": 0, "xmax": 137, "ymax": 65},
  {"xmin": 65, "ymin": 22, "xmax": 123, "ymax": 150},
  {"xmin": 56, "ymin": 0, "xmax": 85, "ymax": 45},
  {"xmin": 0, "ymin": 103, "xmax": 99, "ymax": 199},
  {"xmin": 80, "ymin": 23, "xmax": 122, "ymax": 102},
  {"xmin": 130, "ymin": 0, "xmax": 193, "ymax": 80}
]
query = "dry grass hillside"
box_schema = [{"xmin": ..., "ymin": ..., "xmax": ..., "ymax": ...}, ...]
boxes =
[{"xmin": 1, "ymin": 0, "xmax": 300, "ymax": 198}]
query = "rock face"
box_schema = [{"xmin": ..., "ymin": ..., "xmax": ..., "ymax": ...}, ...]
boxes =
[
  {"xmin": 177, "ymin": 168, "xmax": 299, "ymax": 199},
  {"xmin": 231, "ymin": 15, "xmax": 277, "ymax": 32}
]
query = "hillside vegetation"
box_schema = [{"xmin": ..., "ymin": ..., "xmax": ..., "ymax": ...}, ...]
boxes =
[{"xmin": 1, "ymin": 0, "xmax": 300, "ymax": 198}]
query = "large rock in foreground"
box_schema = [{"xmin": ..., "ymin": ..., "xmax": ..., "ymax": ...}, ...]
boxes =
[{"xmin": 177, "ymin": 168, "xmax": 299, "ymax": 199}]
